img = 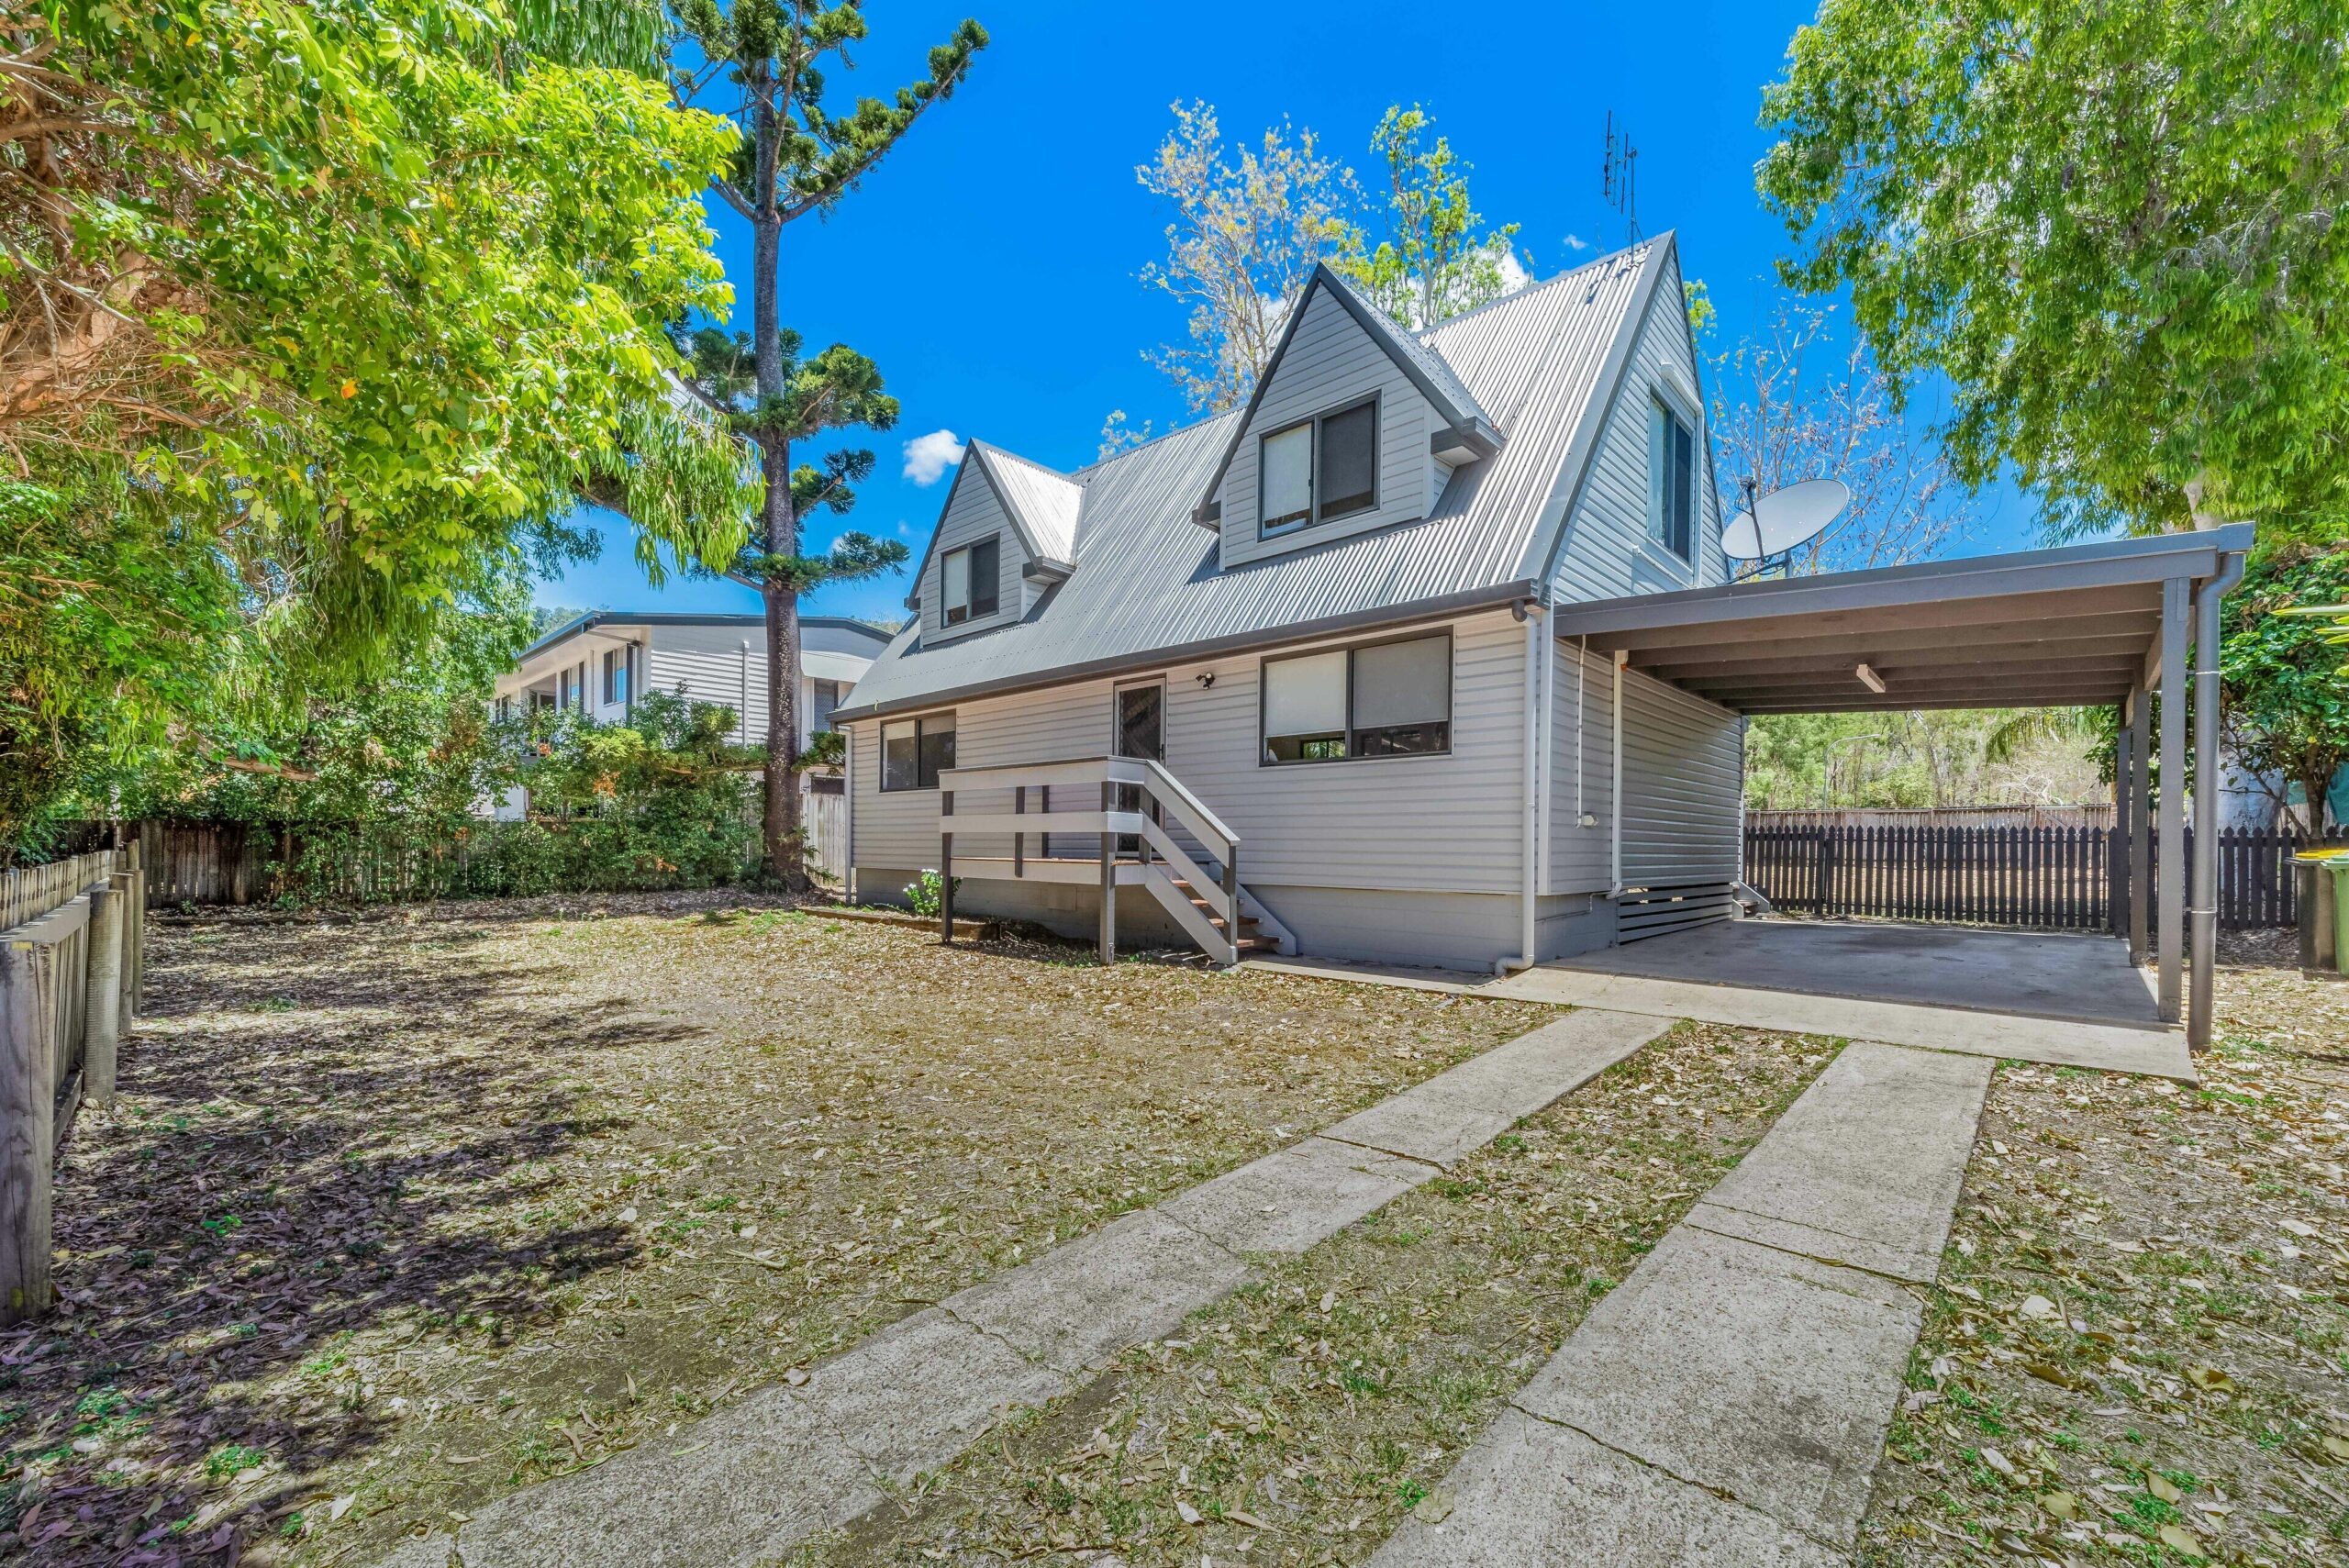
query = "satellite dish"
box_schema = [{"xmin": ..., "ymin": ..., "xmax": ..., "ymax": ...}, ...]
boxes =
[{"xmin": 1722, "ymin": 478, "xmax": 1848, "ymax": 562}]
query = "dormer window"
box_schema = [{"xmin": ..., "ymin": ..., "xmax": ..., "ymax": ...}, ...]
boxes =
[
  {"xmin": 1260, "ymin": 396, "xmax": 1379, "ymax": 539},
  {"xmin": 942, "ymin": 536, "xmax": 1000, "ymax": 624}
]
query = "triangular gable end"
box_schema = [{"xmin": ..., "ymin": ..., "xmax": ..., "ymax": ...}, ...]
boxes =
[{"xmin": 1191, "ymin": 263, "xmax": 1501, "ymax": 533}]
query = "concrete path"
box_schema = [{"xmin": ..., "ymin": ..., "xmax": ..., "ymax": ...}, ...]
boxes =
[
  {"xmin": 1372, "ymin": 1040, "xmax": 1993, "ymax": 1567},
  {"xmin": 1247, "ymin": 954, "xmax": 2195, "ymax": 1081},
  {"xmin": 374, "ymin": 1009, "xmax": 1668, "ymax": 1568}
]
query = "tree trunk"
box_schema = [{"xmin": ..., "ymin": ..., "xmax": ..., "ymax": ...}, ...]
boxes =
[{"xmin": 744, "ymin": 60, "xmax": 808, "ymax": 894}]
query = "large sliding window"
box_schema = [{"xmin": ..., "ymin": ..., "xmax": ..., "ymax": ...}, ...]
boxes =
[
  {"xmin": 1648, "ymin": 395, "xmax": 1696, "ymax": 561},
  {"xmin": 1259, "ymin": 395, "xmax": 1379, "ymax": 538},
  {"xmin": 941, "ymin": 535, "xmax": 1001, "ymax": 625},
  {"xmin": 880, "ymin": 712, "xmax": 956, "ymax": 791},
  {"xmin": 1261, "ymin": 631, "xmax": 1451, "ymax": 765}
]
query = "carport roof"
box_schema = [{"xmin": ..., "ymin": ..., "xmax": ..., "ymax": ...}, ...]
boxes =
[{"xmin": 1550, "ymin": 526, "xmax": 2255, "ymax": 714}]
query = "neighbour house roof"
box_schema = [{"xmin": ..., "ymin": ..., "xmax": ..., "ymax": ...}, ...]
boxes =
[
  {"xmin": 837, "ymin": 238, "xmax": 1673, "ymax": 722},
  {"xmin": 518, "ymin": 611, "xmax": 898, "ymax": 662}
]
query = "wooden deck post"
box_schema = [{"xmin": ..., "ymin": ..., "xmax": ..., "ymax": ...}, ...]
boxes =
[
  {"xmin": 83, "ymin": 876, "xmax": 126, "ymax": 1106},
  {"xmin": 939, "ymin": 788, "xmax": 955, "ymax": 944},
  {"xmin": 1013, "ymin": 785, "xmax": 1025, "ymax": 879},
  {"xmin": 2157, "ymin": 578, "xmax": 2188, "ymax": 1021},
  {"xmin": 1, "ymin": 940, "xmax": 56, "ymax": 1326},
  {"xmin": 1098, "ymin": 779, "xmax": 1116, "ymax": 965}
]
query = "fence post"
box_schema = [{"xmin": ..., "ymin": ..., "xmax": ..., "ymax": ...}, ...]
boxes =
[
  {"xmin": 122, "ymin": 839, "xmax": 144, "ymax": 1021},
  {"xmin": 1817, "ymin": 828, "xmax": 1837, "ymax": 917},
  {"xmin": 83, "ymin": 876, "xmax": 127, "ymax": 1106},
  {"xmin": 0, "ymin": 940, "xmax": 56, "ymax": 1326}
]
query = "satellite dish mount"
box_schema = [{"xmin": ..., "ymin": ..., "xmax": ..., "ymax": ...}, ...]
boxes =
[{"xmin": 1721, "ymin": 477, "xmax": 1848, "ymax": 577}]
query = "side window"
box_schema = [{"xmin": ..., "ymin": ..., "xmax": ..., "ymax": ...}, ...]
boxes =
[
  {"xmin": 1647, "ymin": 395, "xmax": 1696, "ymax": 561},
  {"xmin": 880, "ymin": 713, "xmax": 956, "ymax": 790},
  {"xmin": 1262, "ymin": 632, "xmax": 1451, "ymax": 764},
  {"xmin": 942, "ymin": 536, "xmax": 1001, "ymax": 625},
  {"xmin": 810, "ymin": 678, "xmax": 841, "ymax": 734}
]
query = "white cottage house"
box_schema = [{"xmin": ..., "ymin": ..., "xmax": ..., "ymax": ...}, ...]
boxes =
[
  {"xmin": 488, "ymin": 611, "xmax": 895, "ymax": 818},
  {"xmin": 831, "ymin": 235, "xmax": 2251, "ymax": 1021}
]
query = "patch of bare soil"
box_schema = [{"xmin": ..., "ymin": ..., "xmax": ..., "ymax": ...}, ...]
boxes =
[
  {"xmin": 1858, "ymin": 959, "xmax": 2349, "ymax": 1566},
  {"xmin": 786, "ymin": 1020, "xmax": 1837, "ymax": 1567},
  {"xmin": 0, "ymin": 895, "xmax": 1559, "ymax": 1567}
]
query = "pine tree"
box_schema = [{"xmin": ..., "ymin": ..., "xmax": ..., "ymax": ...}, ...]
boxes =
[{"xmin": 669, "ymin": 1, "xmax": 986, "ymax": 889}]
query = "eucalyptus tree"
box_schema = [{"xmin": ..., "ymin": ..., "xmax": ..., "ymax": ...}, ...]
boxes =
[{"xmin": 665, "ymin": 1, "xmax": 986, "ymax": 887}]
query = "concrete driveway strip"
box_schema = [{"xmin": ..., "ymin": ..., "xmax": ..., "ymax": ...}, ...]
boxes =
[
  {"xmin": 1375, "ymin": 1039, "xmax": 1992, "ymax": 1566},
  {"xmin": 371, "ymin": 1006, "xmax": 1668, "ymax": 1568}
]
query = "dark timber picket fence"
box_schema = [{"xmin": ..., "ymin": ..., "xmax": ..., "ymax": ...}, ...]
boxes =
[
  {"xmin": 1743, "ymin": 823, "xmax": 2346, "ymax": 932},
  {"xmin": 1, "ymin": 843, "xmax": 147, "ymax": 1324}
]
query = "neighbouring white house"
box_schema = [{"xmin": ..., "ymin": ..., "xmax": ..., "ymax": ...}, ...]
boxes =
[
  {"xmin": 829, "ymin": 235, "xmax": 2250, "ymax": 1033},
  {"xmin": 487, "ymin": 611, "xmax": 896, "ymax": 818}
]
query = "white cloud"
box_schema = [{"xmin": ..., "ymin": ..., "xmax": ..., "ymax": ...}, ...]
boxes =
[
  {"xmin": 901, "ymin": 428, "xmax": 965, "ymax": 486},
  {"xmin": 1564, "ymin": 232, "xmax": 1591, "ymax": 252},
  {"xmin": 1494, "ymin": 246, "xmax": 1533, "ymax": 295}
]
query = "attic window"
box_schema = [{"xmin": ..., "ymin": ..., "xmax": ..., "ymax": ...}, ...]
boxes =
[
  {"xmin": 942, "ymin": 536, "xmax": 1000, "ymax": 624},
  {"xmin": 1260, "ymin": 397, "xmax": 1379, "ymax": 539},
  {"xmin": 1648, "ymin": 396, "xmax": 1695, "ymax": 562}
]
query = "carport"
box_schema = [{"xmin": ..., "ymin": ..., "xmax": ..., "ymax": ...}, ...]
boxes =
[{"xmin": 1548, "ymin": 526, "xmax": 2255, "ymax": 1050}]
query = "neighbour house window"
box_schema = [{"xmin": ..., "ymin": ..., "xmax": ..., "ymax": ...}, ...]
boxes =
[
  {"xmin": 1259, "ymin": 397, "xmax": 1378, "ymax": 538},
  {"xmin": 941, "ymin": 536, "xmax": 1001, "ymax": 625},
  {"xmin": 1261, "ymin": 631, "xmax": 1451, "ymax": 764},
  {"xmin": 602, "ymin": 648, "xmax": 631, "ymax": 707},
  {"xmin": 1648, "ymin": 395, "xmax": 1696, "ymax": 561},
  {"xmin": 810, "ymin": 678, "xmax": 842, "ymax": 735},
  {"xmin": 881, "ymin": 712, "xmax": 956, "ymax": 790}
]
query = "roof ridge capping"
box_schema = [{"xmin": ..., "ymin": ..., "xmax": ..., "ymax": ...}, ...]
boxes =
[{"xmin": 1415, "ymin": 233, "xmax": 1662, "ymax": 338}]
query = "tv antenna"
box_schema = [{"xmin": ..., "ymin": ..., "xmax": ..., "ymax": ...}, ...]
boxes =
[
  {"xmin": 1721, "ymin": 476, "xmax": 1849, "ymax": 577},
  {"xmin": 1603, "ymin": 112, "xmax": 1641, "ymax": 243}
]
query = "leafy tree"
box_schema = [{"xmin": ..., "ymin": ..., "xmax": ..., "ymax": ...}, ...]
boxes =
[
  {"xmin": 1135, "ymin": 101, "xmax": 1359, "ymax": 413},
  {"xmin": 1134, "ymin": 101, "xmax": 1525, "ymax": 414},
  {"xmin": 665, "ymin": 0, "xmax": 986, "ymax": 890},
  {"xmin": 1336, "ymin": 106, "xmax": 1525, "ymax": 331},
  {"xmin": 1757, "ymin": 0, "xmax": 2349, "ymax": 540},
  {"xmin": 2220, "ymin": 546, "xmax": 2349, "ymax": 830},
  {"xmin": 1, "ymin": 1, "xmax": 751, "ymax": 842},
  {"xmin": 1709, "ymin": 300, "xmax": 1972, "ymax": 574}
]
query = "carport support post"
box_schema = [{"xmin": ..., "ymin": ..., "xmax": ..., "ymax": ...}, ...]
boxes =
[
  {"xmin": 2156, "ymin": 576, "xmax": 2189, "ymax": 1022},
  {"xmin": 2126, "ymin": 684, "xmax": 2152, "ymax": 965},
  {"xmin": 2110, "ymin": 711, "xmax": 2133, "ymax": 938},
  {"xmin": 2189, "ymin": 576, "xmax": 2223, "ymax": 1051}
]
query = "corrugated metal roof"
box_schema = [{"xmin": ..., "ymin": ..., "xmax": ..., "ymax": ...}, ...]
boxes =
[
  {"xmin": 838, "ymin": 239, "xmax": 1664, "ymax": 720},
  {"xmin": 972, "ymin": 441, "xmax": 1081, "ymax": 565}
]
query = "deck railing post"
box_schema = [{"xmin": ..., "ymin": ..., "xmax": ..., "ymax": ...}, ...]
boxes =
[
  {"xmin": 1097, "ymin": 778, "xmax": 1116, "ymax": 964},
  {"xmin": 1222, "ymin": 842, "xmax": 1241, "ymax": 966},
  {"xmin": 83, "ymin": 876, "xmax": 125, "ymax": 1106},
  {"xmin": 1013, "ymin": 786, "xmax": 1025, "ymax": 879},
  {"xmin": 939, "ymin": 788, "xmax": 955, "ymax": 944},
  {"xmin": 1, "ymin": 939, "xmax": 56, "ymax": 1326}
]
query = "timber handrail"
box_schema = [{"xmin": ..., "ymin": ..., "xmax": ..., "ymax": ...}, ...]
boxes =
[{"xmin": 934, "ymin": 755, "xmax": 1251, "ymax": 966}]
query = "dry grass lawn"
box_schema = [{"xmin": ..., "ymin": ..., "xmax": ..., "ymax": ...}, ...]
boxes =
[
  {"xmin": 0, "ymin": 892, "xmax": 1560, "ymax": 1567},
  {"xmin": 1857, "ymin": 936, "xmax": 2349, "ymax": 1566}
]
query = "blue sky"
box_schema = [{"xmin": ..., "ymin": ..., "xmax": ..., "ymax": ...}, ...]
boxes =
[{"xmin": 537, "ymin": 0, "xmax": 2039, "ymax": 623}]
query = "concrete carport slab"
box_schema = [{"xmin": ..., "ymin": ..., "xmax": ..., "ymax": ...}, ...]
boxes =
[{"xmin": 1548, "ymin": 524, "xmax": 2256, "ymax": 1051}]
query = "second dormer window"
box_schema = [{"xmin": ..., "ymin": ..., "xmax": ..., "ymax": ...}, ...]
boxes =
[
  {"xmin": 942, "ymin": 535, "xmax": 1000, "ymax": 625},
  {"xmin": 1260, "ymin": 397, "xmax": 1379, "ymax": 538}
]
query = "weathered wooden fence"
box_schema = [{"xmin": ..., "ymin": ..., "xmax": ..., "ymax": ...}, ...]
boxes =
[
  {"xmin": 806, "ymin": 787, "xmax": 846, "ymax": 889},
  {"xmin": 1, "ymin": 843, "xmax": 146, "ymax": 1325},
  {"xmin": 1744, "ymin": 824, "xmax": 2348, "ymax": 931}
]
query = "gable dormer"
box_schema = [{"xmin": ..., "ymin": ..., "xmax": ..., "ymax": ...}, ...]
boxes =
[
  {"xmin": 1195, "ymin": 265, "xmax": 1499, "ymax": 570},
  {"xmin": 907, "ymin": 440, "xmax": 1081, "ymax": 644}
]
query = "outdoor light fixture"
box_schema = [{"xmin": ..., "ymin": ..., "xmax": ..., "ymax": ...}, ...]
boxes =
[
  {"xmin": 1854, "ymin": 662, "xmax": 1887, "ymax": 695},
  {"xmin": 1196, "ymin": 672, "xmax": 1216, "ymax": 688}
]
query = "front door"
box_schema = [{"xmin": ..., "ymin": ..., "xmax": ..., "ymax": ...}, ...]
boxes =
[{"xmin": 1113, "ymin": 682, "xmax": 1165, "ymax": 854}]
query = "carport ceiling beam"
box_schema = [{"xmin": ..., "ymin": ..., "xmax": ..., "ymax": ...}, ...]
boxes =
[
  {"xmin": 1623, "ymin": 612, "xmax": 2160, "ymax": 672},
  {"xmin": 1643, "ymin": 636, "xmax": 2157, "ymax": 682},
  {"xmin": 1682, "ymin": 658, "xmax": 2147, "ymax": 697},
  {"xmin": 1698, "ymin": 676, "xmax": 2138, "ymax": 707},
  {"xmin": 1575, "ymin": 584, "xmax": 2168, "ymax": 655},
  {"xmin": 1731, "ymin": 685, "xmax": 2135, "ymax": 714}
]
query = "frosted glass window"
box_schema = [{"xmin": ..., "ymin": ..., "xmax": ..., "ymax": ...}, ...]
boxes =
[
  {"xmin": 1260, "ymin": 422, "xmax": 1313, "ymax": 532},
  {"xmin": 942, "ymin": 547, "xmax": 973, "ymax": 623}
]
